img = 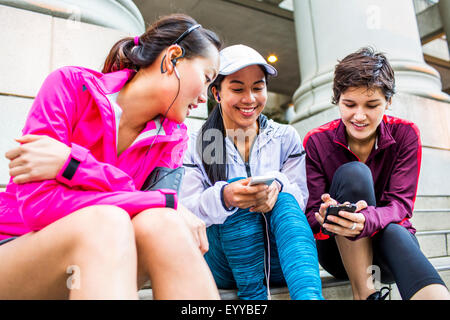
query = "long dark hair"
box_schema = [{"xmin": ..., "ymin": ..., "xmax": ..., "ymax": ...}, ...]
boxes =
[
  {"xmin": 196, "ymin": 74, "xmax": 227, "ymax": 185},
  {"xmin": 102, "ymin": 14, "xmax": 222, "ymax": 73},
  {"xmin": 198, "ymin": 66, "xmax": 268, "ymax": 185}
]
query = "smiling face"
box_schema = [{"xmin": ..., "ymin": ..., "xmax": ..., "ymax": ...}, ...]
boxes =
[
  {"xmin": 166, "ymin": 44, "xmax": 220, "ymax": 123},
  {"xmin": 339, "ymin": 86, "xmax": 389, "ymax": 145},
  {"xmin": 214, "ymin": 65, "xmax": 267, "ymax": 131}
]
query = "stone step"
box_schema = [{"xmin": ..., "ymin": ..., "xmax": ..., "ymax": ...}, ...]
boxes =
[
  {"xmin": 414, "ymin": 195, "xmax": 450, "ymax": 209},
  {"xmin": 415, "ymin": 230, "xmax": 450, "ymax": 258},
  {"xmin": 411, "ymin": 209, "xmax": 450, "ymax": 232},
  {"xmin": 138, "ymin": 256, "xmax": 450, "ymax": 300}
]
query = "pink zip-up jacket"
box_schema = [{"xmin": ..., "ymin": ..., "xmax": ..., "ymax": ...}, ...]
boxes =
[{"xmin": 0, "ymin": 66, "xmax": 188, "ymax": 240}]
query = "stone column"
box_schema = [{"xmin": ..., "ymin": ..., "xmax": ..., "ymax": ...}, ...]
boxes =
[
  {"xmin": 0, "ymin": 0, "xmax": 145, "ymax": 185},
  {"xmin": 438, "ymin": 0, "xmax": 450, "ymax": 50},
  {"xmin": 291, "ymin": 0, "xmax": 450, "ymax": 196}
]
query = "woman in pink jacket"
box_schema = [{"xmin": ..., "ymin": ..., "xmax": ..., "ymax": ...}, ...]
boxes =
[{"xmin": 0, "ymin": 14, "xmax": 221, "ymax": 299}]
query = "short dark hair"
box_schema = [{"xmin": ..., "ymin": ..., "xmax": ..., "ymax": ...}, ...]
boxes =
[{"xmin": 332, "ymin": 47, "xmax": 395, "ymax": 105}]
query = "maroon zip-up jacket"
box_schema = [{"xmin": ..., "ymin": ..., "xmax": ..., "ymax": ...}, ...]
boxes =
[{"xmin": 303, "ymin": 115, "xmax": 421, "ymax": 241}]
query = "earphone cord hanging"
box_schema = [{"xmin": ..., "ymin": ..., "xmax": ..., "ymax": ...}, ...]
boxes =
[
  {"xmin": 141, "ymin": 73, "xmax": 181, "ymax": 184},
  {"xmin": 261, "ymin": 212, "xmax": 272, "ymax": 300}
]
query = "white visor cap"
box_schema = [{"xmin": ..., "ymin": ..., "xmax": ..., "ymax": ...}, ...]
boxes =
[{"xmin": 219, "ymin": 44, "xmax": 277, "ymax": 77}]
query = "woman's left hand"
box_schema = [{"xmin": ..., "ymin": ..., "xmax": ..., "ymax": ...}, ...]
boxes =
[
  {"xmin": 322, "ymin": 200, "xmax": 368, "ymax": 237},
  {"xmin": 177, "ymin": 203, "xmax": 209, "ymax": 255},
  {"xmin": 5, "ymin": 134, "xmax": 70, "ymax": 184},
  {"xmin": 249, "ymin": 181, "xmax": 280, "ymax": 213}
]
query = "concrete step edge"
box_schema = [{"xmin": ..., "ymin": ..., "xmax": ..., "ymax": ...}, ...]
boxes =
[
  {"xmin": 138, "ymin": 256, "xmax": 450, "ymax": 300},
  {"xmin": 416, "ymin": 230, "xmax": 450, "ymax": 236},
  {"xmin": 414, "ymin": 209, "xmax": 450, "ymax": 212}
]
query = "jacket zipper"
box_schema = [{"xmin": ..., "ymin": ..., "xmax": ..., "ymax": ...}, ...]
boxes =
[
  {"xmin": 230, "ymin": 135, "xmax": 258, "ymax": 177},
  {"xmin": 227, "ymin": 125, "xmax": 273, "ymax": 299},
  {"xmin": 334, "ymin": 139, "xmax": 383, "ymax": 164},
  {"xmin": 247, "ymin": 133, "xmax": 271, "ymax": 299},
  {"xmin": 333, "ymin": 140, "xmax": 361, "ymax": 162}
]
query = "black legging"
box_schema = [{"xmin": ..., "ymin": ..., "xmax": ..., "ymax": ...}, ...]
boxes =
[{"xmin": 316, "ymin": 161, "xmax": 446, "ymax": 300}]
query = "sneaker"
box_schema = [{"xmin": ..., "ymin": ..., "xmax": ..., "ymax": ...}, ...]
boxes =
[{"xmin": 366, "ymin": 287, "xmax": 391, "ymax": 300}]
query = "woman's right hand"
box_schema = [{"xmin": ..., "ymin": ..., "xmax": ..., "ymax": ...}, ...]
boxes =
[
  {"xmin": 222, "ymin": 178, "xmax": 270, "ymax": 209},
  {"xmin": 314, "ymin": 193, "xmax": 338, "ymax": 226},
  {"xmin": 5, "ymin": 135, "xmax": 70, "ymax": 184},
  {"xmin": 315, "ymin": 193, "xmax": 368, "ymax": 237}
]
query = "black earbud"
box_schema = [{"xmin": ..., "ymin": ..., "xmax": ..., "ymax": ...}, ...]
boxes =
[
  {"xmin": 170, "ymin": 47, "xmax": 185, "ymax": 67},
  {"xmin": 160, "ymin": 46, "xmax": 185, "ymax": 81},
  {"xmin": 216, "ymin": 93, "xmax": 221, "ymax": 102},
  {"xmin": 159, "ymin": 24, "xmax": 201, "ymax": 80}
]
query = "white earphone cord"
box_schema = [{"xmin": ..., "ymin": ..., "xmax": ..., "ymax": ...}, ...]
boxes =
[{"xmin": 261, "ymin": 212, "xmax": 271, "ymax": 300}]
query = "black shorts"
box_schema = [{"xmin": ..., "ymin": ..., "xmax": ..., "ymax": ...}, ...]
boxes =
[
  {"xmin": 0, "ymin": 237, "xmax": 17, "ymax": 246},
  {"xmin": 317, "ymin": 223, "xmax": 446, "ymax": 300},
  {"xmin": 319, "ymin": 161, "xmax": 447, "ymax": 300}
]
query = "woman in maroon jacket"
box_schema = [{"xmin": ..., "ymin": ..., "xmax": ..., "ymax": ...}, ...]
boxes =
[{"xmin": 303, "ymin": 47, "xmax": 449, "ymax": 300}]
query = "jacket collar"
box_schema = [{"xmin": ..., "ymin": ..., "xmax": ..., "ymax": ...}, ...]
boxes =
[
  {"xmin": 82, "ymin": 68, "xmax": 136, "ymax": 95},
  {"xmin": 333, "ymin": 116, "xmax": 396, "ymax": 150},
  {"xmin": 377, "ymin": 115, "xmax": 396, "ymax": 149},
  {"xmin": 79, "ymin": 67, "xmax": 186, "ymax": 162},
  {"xmin": 259, "ymin": 114, "xmax": 269, "ymax": 130}
]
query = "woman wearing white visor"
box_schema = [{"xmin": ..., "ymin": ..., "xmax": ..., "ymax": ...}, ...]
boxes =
[{"xmin": 180, "ymin": 44, "xmax": 323, "ymax": 300}]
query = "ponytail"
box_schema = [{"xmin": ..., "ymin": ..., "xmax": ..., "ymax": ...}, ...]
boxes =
[
  {"xmin": 102, "ymin": 13, "xmax": 222, "ymax": 74},
  {"xmin": 102, "ymin": 38, "xmax": 136, "ymax": 73}
]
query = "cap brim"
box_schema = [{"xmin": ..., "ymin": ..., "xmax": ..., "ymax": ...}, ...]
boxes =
[{"xmin": 220, "ymin": 62, "xmax": 278, "ymax": 77}]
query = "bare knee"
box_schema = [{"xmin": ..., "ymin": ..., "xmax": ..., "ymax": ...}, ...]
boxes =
[
  {"xmin": 132, "ymin": 208, "xmax": 191, "ymax": 246},
  {"xmin": 69, "ymin": 205, "xmax": 136, "ymax": 261},
  {"xmin": 132, "ymin": 208, "xmax": 200, "ymax": 284},
  {"xmin": 132, "ymin": 208, "xmax": 202, "ymax": 258}
]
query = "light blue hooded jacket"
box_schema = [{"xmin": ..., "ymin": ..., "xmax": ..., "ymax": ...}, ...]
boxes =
[{"xmin": 179, "ymin": 115, "xmax": 308, "ymax": 227}]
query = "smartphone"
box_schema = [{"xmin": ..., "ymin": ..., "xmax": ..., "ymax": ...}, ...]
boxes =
[
  {"xmin": 322, "ymin": 203, "xmax": 357, "ymax": 236},
  {"xmin": 248, "ymin": 175, "xmax": 276, "ymax": 186}
]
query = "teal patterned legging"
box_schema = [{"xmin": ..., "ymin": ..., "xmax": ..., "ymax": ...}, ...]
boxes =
[{"xmin": 204, "ymin": 180, "xmax": 323, "ymax": 300}]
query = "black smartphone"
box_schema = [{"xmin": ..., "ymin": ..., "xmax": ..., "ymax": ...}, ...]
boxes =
[
  {"xmin": 141, "ymin": 166, "xmax": 185, "ymax": 194},
  {"xmin": 322, "ymin": 203, "xmax": 357, "ymax": 236}
]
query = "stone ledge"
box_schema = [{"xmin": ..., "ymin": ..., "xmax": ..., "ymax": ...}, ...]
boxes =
[{"xmin": 138, "ymin": 256, "xmax": 450, "ymax": 300}]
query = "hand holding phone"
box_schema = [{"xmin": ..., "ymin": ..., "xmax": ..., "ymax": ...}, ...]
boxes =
[
  {"xmin": 248, "ymin": 175, "xmax": 276, "ymax": 186},
  {"xmin": 322, "ymin": 203, "xmax": 357, "ymax": 236}
]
